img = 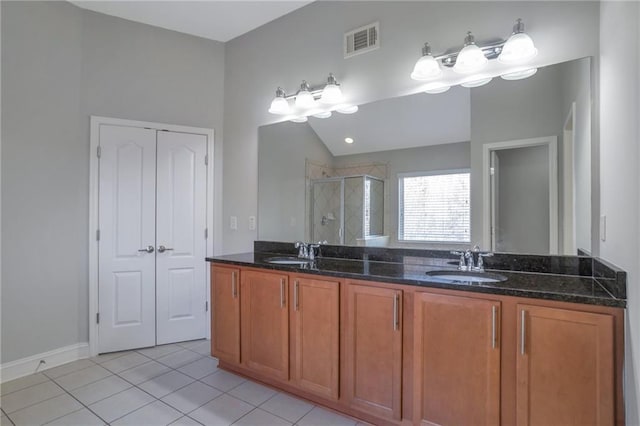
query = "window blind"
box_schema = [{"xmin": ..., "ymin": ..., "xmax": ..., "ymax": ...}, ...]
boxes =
[{"xmin": 399, "ymin": 171, "xmax": 470, "ymax": 242}]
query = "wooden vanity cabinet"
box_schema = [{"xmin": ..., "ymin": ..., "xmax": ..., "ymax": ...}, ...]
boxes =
[
  {"xmin": 516, "ymin": 304, "xmax": 615, "ymax": 426},
  {"xmin": 241, "ymin": 269, "xmax": 290, "ymax": 381},
  {"xmin": 210, "ymin": 265, "xmax": 240, "ymax": 364},
  {"xmin": 289, "ymin": 275, "xmax": 340, "ymax": 400},
  {"xmin": 344, "ymin": 282, "xmax": 403, "ymax": 421},
  {"xmin": 413, "ymin": 292, "xmax": 501, "ymax": 426}
]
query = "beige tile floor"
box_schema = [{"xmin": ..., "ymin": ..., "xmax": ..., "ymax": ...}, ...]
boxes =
[{"xmin": 0, "ymin": 340, "xmax": 368, "ymax": 426}]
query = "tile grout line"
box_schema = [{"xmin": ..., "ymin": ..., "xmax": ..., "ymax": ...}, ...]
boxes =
[{"xmin": 41, "ymin": 375, "xmax": 112, "ymax": 426}]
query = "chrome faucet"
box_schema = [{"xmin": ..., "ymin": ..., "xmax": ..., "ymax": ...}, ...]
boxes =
[
  {"xmin": 294, "ymin": 241, "xmax": 325, "ymax": 260},
  {"xmin": 450, "ymin": 245, "xmax": 494, "ymax": 272}
]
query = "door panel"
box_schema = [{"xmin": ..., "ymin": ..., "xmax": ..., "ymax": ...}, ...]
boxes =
[
  {"xmin": 211, "ymin": 265, "xmax": 240, "ymax": 363},
  {"xmin": 290, "ymin": 277, "xmax": 339, "ymax": 399},
  {"xmin": 156, "ymin": 131, "xmax": 208, "ymax": 344},
  {"xmin": 414, "ymin": 292, "xmax": 501, "ymax": 426},
  {"xmin": 98, "ymin": 125, "xmax": 157, "ymax": 353},
  {"xmin": 344, "ymin": 284, "xmax": 402, "ymax": 420},
  {"xmin": 516, "ymin": 304, "xmax": 614, "ymax": 426}
]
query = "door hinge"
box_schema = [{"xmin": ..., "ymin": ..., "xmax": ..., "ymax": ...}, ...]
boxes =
[
  {"xmin": 204, "ymin": 228, "xmax": 208, "ymax": 239},
  {"xmin": 97, "ymin": 146, "xmax": 102, "ymax": 158},
  {"xmin": 96, "ymin": 313, "xmax": 100, "ymax": 324},
  {"xmin": 204, "ymin": 155, "xmax": 209, "ymax": 166},
  {"xmin": 205, "ymin": 301, "xmax": 209, "ymax": 312},
  {"xmin": 96, "ymin": 229, "xmax": 100, "ymax": 241}
]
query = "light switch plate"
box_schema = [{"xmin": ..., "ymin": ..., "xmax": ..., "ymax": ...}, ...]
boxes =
[{"xmin": 230, "ymin": 216, "xmax": 238, "ymax": 230}]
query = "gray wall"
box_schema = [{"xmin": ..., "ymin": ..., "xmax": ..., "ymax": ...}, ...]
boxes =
[
  {"xmin": 495, "ymin": 146, "xmax": 550, "ymax": 254},
  {"xmin": 223, "ymin": 1, "xmax": 600, "ymax": 254},
  {"xmin": 599, "ymin": 2, "xmax": 640, "ymax": 423},
  {"xmin": 258, "ymin": 122, "xmax": 333, "ymax": 242},
  {"xmin": 1, "ymin": 1, "xmax": 225, "ymax": 363},
  {"xmin": 470, "ymin": 65, "xmax": 563, "ymax": 249}
]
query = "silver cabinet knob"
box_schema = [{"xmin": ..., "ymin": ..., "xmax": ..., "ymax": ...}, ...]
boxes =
[
  {"xmin": 138, "ymin": 245, "xmax": 154, "ymax": 253},
  {"xmin": 157, "ymin": 245, "xmax": 174, "ymax": 253}
]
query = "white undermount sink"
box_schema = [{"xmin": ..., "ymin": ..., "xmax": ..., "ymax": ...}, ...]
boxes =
[{"xmin": 425, "ymin": 270, "xmax": 507, "ymax": 283}]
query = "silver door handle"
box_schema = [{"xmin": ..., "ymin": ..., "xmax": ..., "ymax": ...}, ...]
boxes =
[
  {"xmin": 393, "ymin": 293, "xmax": 399, "ymax": 331},
  {"xmin": 294, "ymin": 280, "xmax": 299, "ymax": 311},
  {"xmin": 520, "ymin": 310, "xmax": 526, "ymax": 355},
  {"xmin": 492, "ymin": 306, "xmax": 497, "ymax": 349},
  {"xmin": 157, "ymin": 245, "xmax": 174, "ymax": 253},
  {"xmin": 138, "ymin": 245, "xmax": 154, "ymax": 253},
  {"xmin": 280, "ymin": 279, "xmax": 286, "ymax": 308}
]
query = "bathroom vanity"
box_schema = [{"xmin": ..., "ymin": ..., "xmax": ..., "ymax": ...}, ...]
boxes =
[{"xmin": 207, "ymin": 242, "xmax": 626, "ymax": 426}]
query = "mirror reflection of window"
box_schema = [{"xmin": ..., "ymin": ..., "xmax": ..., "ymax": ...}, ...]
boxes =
[{"xmin": 398, "ymin": 170, "xmax": 470, "ymax": 243}]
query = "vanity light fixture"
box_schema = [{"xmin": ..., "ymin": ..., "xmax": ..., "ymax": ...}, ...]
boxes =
[
  {"xmin": 295, "ymin": 81, "xmax": 317, "ymax": 109},
  {"xmin": 268, "ymin": 73, "xmax": 357, "ymax": 122},
  {"xmin": 411, "ymin": 18, "xmax": 538, "ymax": 90},
  {"xmin": 344, "ymin": 137, "xmax": 354, "ymax": 144},
  {"xmin": 453, "ymin": 32, "xmax": 488, "ymax": 74},
  {"xmin": 411, "ymin": 43, "xmax": 442, "ymax": 80},
  {"xmin": 498, "ymin": 19, "xmax": 538, "ymax": 64},
  {"xmin": 268, "ymin": 87, "xmax": 291, "ymax": 115}
]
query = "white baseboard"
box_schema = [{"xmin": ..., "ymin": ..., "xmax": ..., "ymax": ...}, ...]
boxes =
[{"xmin": 0, "ymin": 343, "xmax": 90, "ymax": 383}]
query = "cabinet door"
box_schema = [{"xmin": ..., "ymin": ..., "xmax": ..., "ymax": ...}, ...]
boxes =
[
  {"xmin": 211, "ymin": 265, "xmax": 240, "ymax": 364},
  {"xmin": 290, "ymin": 276, "xmax": 340, "ymax": 399},
  {"xmin": 516, "ymin": 304, "xmax": 614, "ymax": 426},
  {"xmin": 344, "ymin": 284, "xmax": 402, "ymax": 420},
  {"xmin": 413, "ymin": 292, "xmax": 501, "ymax": 426},
  {"xmin": 241, "ymin": 270, "xmax": 289, "ymax": 381}
]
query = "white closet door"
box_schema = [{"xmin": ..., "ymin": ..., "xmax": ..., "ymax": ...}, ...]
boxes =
[
  {"xmin": 156, "ymin": 131, "xmax": 208, "ymax": 344},
  {"xmin": 98, "ymin": 125, "xmax": 157, "ymax": 353}
]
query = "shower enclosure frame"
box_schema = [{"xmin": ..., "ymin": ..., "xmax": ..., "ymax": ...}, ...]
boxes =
[{"xmin": 309, "ymin": 174, "xmax": 384, "ymax": 245}]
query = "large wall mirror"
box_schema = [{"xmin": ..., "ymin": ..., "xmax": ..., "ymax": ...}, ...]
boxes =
[{"xmin": 258, "ymin": 57, "xmax": 593, "ymax": 255}]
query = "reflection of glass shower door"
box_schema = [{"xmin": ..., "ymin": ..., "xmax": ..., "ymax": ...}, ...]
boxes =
[{"xmin": 311, "ymin": 180, "xmax": 343, "ymax": 244}]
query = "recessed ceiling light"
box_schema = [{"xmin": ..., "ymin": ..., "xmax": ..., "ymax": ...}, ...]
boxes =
[{"xmin": 344, "ymin": 137, "xmax": 354, "ymax": 144}]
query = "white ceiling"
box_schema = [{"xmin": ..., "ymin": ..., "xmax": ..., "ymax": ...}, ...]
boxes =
[
  {"xmin": 308, "ymin": 88, "xmax": 472, "ymax": 157},
  {"xmin": 69, "ymin": 1, "xmax": 313, "ymax": 42}
]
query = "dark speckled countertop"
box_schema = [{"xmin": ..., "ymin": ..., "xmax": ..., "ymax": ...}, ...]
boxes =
[{"xmin": 207, "ymin": 249, "xmax": 626, "ymax": 308}]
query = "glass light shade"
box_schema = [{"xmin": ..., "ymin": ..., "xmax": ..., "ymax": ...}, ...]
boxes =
[
  {"xmin": 320, "ymin": 84, "xmax": 343, "ymax": 104},
  {"xmin": 411, "ymin": 55, "xmax": 442, "ymax": 81},
  {"xmin": 268, "ymin": 96, "xmax": 291, "ymax": 115},
  {"xmin": 290, "ymin": 116, "xmax": 308, "ymax": 123},
  {"xmin": 460, "ymin": 76, "xmax": 493, "ymax": 88},
  {"xmin": 312, "ymin": 111, "xmax": 332, "ymax": 119},
  {"xmin": 336, "ymin": 104, "xmax": 359, "ymax": 114},
  {"xmin": 453, "ymin": 44, "xmax": 488, "ymax": 74},
  {"xmin": 498, "ymin": 32, "xmax": 538, "ymax": 64},
  {"xmin": 423, "ymin": 82, "xmax": 451, "ymax": 94},
  {"xmin": 501, "ymin": 68, "xmax": 538, "ymax": 80},
  {"xmin": 295, "ymin": 90, "xmax": 317, "ymax": 109}
]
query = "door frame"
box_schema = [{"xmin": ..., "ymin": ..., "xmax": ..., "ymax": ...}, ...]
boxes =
[
  {"xmin": 481, "ymin": 136, "xmax": 558, "ymax": 254},
  {"xmin": 89, "ymin": 116, "xmax": 217, "ymax": 357}
]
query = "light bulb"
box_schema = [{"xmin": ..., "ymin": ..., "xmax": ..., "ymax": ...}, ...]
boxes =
[
  {"xmin": 268, "ymin": 87, "xmax": 291, "ymax": 115},
  {"xmin": 336, "ymin": 104, "xmax": 358, "ymax": 114},
  {"xmin": 423, "ymin": 82, "xmax": 451, "ymax": 94},
  {"xmin": 411, "ymin": 43, "xmax": 442, "ymax": 81},
  {"xmin": 344, "ymin": 137, "xmax": 354, "ymax": 144},
  {"xmin": 460, "ymin": 75, "xmax": 493, "ymax": 88},
  {"xmin": 295, "ymin": 81, "xmax": 317, "ymax": 109},
  {"xmin": 320, "ymin": 73, "xmax": 343, "ymax": 104},
  {"xmin": 501, "ymin": 68, "xmax": 538, "ymax": 80},
  {"xmin": 290, "ymin": 116, "xmax": 308, "ymax": 123},
  {"xmin": 453, "ymin": 32, "xmax": 488, "ymax": 74},
  {"xmin": 499, "ymin": 19, "xmax": 538, "ymax": 64}
]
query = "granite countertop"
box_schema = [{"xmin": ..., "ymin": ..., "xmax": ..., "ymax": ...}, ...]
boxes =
[{"xmin": 207, "ymin": 251, "xmax": 626, "ymax": 308}]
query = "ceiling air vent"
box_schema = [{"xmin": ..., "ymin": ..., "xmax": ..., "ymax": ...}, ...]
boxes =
[{"xmin": 344, "ymin": 22, "xmax": 379, "ymax": 59}]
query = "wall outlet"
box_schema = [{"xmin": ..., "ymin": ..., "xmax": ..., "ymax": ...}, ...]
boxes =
[
  {"xmin": 230, "ymin": 216, "xmax": 238, "ymax": 230},
  {"xmin": 600, "ymin": 215, "xmax": 606, "ymax": 241},
  {"xmin": 249, "ymin": 216, "xmax": 256, "ymax": 231}
]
